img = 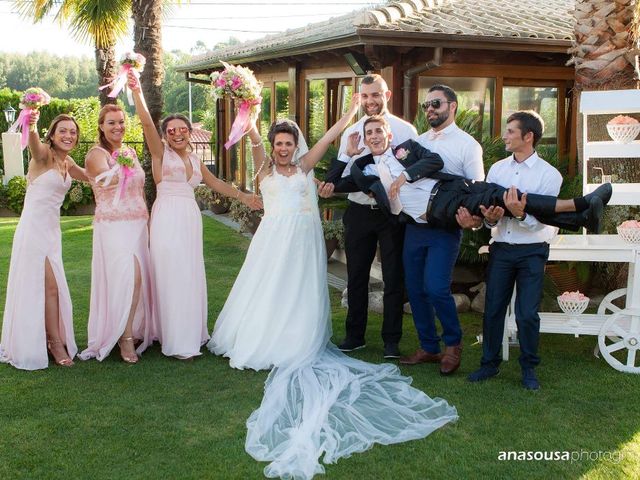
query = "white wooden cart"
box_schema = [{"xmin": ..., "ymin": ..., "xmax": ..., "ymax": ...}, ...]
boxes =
[{"xmin": 501, "ymin": 89, "xmax": 640, "ymax": 373}]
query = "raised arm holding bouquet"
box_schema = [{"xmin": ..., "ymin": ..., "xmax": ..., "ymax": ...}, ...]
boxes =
[
  {"xmin": 99, "ymin": 51, "xmax": 146, "ymax": 104},
  {"xmin": 9, "ymin": 87, "xmax": 51, "ymax": 149},
  {"xmin": 127, "ymin": 70, "xmax": 260, "ymax": 360},
  {"xmin": 210, "ymin": 61, "xmax": 262, "ymax": 149}
]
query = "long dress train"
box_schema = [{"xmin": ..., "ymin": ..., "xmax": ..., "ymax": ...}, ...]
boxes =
[
  {"xmin": 150, "ymin": 146, "xmax": 208, "ymax": 358},
  {"xmin": 210, "ymin": 167, "xmax": 458, "ymax": 479},
  {"xmin": 79, "ymin": 146, "xmax": 154, "ymax": 361},
  {"xmin": 1, "ymin": 169, "xmax": 77, "ymax": 370}
]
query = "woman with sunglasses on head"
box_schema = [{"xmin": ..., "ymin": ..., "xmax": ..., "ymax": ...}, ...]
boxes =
[
  {"xmin": 128, "ymin": 72, "xmax": 260, "ymax": 360},
  {"xmin": 1, "ymin": 112, "xmax": 86, "ymax": 370},
  {"xmin": 78, "ymin": 104, "xmax": 155, "ymax": 364}
]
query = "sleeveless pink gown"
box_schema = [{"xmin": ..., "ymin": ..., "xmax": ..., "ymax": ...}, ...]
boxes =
[
  {"xmin": 150, "ymin": 146, "xmax": 208, "ymax": 358},
  {"xmin": 79, "ymin": 146, "xmax": 155, "ymax": 361},
  {"xmin": 1, "ymin": 169, "xmax": 77, "ymax": 370}
]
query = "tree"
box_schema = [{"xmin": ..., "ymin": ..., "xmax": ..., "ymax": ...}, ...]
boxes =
[
  {"xmin": 15, "ymin": 0, "xmax": 131, "ymax": 106},
  {"xmin": 132, "ymin": 0, "xmax": 165, "ymax": 129},
  {"xmin": 568, "ymin": 0, "xmax": 638, "ymax": 89}
]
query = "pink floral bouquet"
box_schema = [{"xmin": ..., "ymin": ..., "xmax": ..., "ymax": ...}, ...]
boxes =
[
  {"xmin": 99, "ymin": 52, "xmax": 146, "ymax": 104},
  {"xmin": 617, "ymin": 219, "xmax": 640, "ymax": 243},
  {"xmin": 557, "ymin": 290, "xmax": 589, "ymax": 315},
  {"xmin": 210, "ymin": 61, "xmax": 262, "ymax": 149},
  {"xmin": 9, "ymin": 87, "xmax": 51, "ymax": 149},
  {"xmin": 95, "ymin": 146, "xmax": 137, "ymax": 206}
]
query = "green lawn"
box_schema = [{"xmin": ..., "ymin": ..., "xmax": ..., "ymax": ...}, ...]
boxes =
[{"xmin": 0, "ymin": 216, "xmax": 638, "ymax": 480}]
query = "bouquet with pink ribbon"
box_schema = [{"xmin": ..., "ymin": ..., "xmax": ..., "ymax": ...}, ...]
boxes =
[
  {"xmin": 95, "ymin": 146, "xmax": 137, "ymax": 206},
  {"xmin": 9, "ymin": 87, "xmax": 51, "ymax": 149},
  {"xmin": 210, "ymin": 61, "xmax": 262, "ymax": 149},
  {"xmin": 99, "ymin": 52, "xmax": 146, "ymax": 105}
]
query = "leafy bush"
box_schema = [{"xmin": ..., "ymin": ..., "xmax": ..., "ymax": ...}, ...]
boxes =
[
  {"xmin": 0, "ymin": 182, "xmax": 7, "ymax": 209},
  {"xmin": 229, "ymin": 197, "xmax": 263, "ymax": 233},
  {"xmin": 6, "ymin": 175, "xmax": 26, "ymax": 214},
  {"xmin": 62, "ymin": 180, "xmax": 94, "ymax": 215},
  {"xmin": 321, "ymin": 219, "xmax": 345, "ymax": 249}
]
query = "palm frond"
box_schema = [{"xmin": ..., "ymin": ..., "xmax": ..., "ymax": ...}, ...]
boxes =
[{"xmin": 68, "ymin": 0, "xmax": 131, "ymax": 48}]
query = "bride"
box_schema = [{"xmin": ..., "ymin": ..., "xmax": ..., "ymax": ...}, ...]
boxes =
[{"xmin": 209, "ymin": 95, "xmax": 458, "ymax": 479}]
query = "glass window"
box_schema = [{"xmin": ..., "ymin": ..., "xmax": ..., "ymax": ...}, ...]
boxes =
[
  {"xmin": 307, "ymin": 80, "xmax": 326, "ymax": 146},
  {"xmin": 418, "ymin": 76, "xmax": 495, "ymax": 139},
  {"xmin": 275, "ymin": 81, "xmax": 289, "ymax": 120},
  {"xmin": 502, "ymin": 86, "xmax": 558, "ymax": 145}
]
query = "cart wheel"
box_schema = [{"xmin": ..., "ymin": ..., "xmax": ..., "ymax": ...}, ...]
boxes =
[
  {"xmin": 594, "ymin": 289, "xmax": 627, "ymax": 358},
  {"xmin": 597, "ymin": 288, "xmax": 627, "ymax": 315},
  {"xmin": 598, "ymin": 311, "xmax": 640, "ymax": 373}
]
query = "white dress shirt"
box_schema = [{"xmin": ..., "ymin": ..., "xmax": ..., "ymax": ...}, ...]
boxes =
[
  {"xmin": 486, "ymin": 152, "xmax": 563, "ymax": 244},
  {"xmin": 417, "ymin": 123, "xmax": 484, "ymax": 181},
  {"xmin": 338, "ymin": 113, "xmax": 418, "ymax": 205},
  {"xmin": 362, "ymin": 149, "xmax": 437, "ymax": 223}
]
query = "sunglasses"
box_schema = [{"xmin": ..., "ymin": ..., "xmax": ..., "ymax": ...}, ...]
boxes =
[
  {"xmin": 421, "ymin": 99, "xmax": 450, "ymax": 110},
  {"xmin": 166, "ymin": 126, "xmax": 190, "ymax": 136}
]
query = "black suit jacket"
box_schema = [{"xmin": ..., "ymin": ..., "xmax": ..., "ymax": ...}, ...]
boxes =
[{"xmin": 326, "ymin": 139, "xmax": 456, "ymax": 216}]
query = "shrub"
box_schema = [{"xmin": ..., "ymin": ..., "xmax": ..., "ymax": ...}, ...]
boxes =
[
  {"xmin": 62, "ymin": 180, "xmax": 94, "ymax": 215},
  {"xmin": 0, "ymin": 181, "xmax": 7, "ymax": 209},
  {"xmin": 321, "ymin": 219, "xmax": 345, "ymax": 249},
  {"xmin": 6, "ymin": 175, "xmax": 26, "ymax": 214},
  {"xmin": 229, "ymin": 197, "xmax": 263, "ymax": 233}
]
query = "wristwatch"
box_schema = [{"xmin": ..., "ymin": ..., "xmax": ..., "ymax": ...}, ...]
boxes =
[{"xmin": 514, "ymin": 213, "xmax": 527, "ymax": 221}]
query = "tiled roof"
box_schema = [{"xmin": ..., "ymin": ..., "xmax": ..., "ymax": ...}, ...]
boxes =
[{"xmin": 178, "ymin": 0, "xmax": 574, "ymax": 73}]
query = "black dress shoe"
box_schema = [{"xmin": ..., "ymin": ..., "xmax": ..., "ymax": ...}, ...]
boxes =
[
  {"xmin": 338, "ymin": 338, "xmax": 366, "ymax": 352},
  {"xmin": 383, "ymin": 343, "xmax": 401, "ymax": 359},
  {"xmin": 584, "ymin": 183, "xmax": 612, "ymax": 206},
  {"xmin": 467, "ymin": 365, "xmax": 499, "ymax": 382},
  {"xmin": 583, "ymin": 197, "xmax": 604, "ymax": 234}
]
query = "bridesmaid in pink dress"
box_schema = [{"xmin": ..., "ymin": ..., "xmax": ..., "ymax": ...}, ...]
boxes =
[
  {"xmin": 128, "ymin": 73, "xmax": 260, "ymax": 359},
  {"xmin": 1, "ymin": 113, "xmax": 86, "ymax": 370},
  {"xmin": 78, "ymin": 105, "xmax": 154, "ymax": 364}
]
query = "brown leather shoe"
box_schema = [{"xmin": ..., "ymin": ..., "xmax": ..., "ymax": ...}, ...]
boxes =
[
  {"xmin": 399, "ymin": 348, "xmax": 442, "ymax": 365},
  {"xmin": 440, "ymin": 343, "xmax": 463, "ymax": 375}
]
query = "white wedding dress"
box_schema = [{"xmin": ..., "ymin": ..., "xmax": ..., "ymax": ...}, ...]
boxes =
[{"xmin": 209, "ymin": 167, "xmax": 458, "ymax": 479}]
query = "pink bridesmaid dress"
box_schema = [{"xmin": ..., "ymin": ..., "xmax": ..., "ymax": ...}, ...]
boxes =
[
  {"xmin": 79, "ymin": 146, "xmax": 155, "ymax": 361},
  {"xmin": 1, "ymin": 169, "xmax": 77, "ymax": 370},
  {"xmin": 150, "ymin": 146, "xmax": 208, "ymax": 358}
]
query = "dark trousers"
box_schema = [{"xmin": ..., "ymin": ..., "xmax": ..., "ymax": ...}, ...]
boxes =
[
  {"xmin": 403, "ymin": 224, "xmax": 462, "ymax": 353},
  {"xmin": 429, "ymin": 179, "xmax": 576, "ymax": 231},
  {"xmin": 481, "ymin": 242, "xmax": 549, "ymax": 369},
  {"xmin": 343, "ymin": 201, "xmax": 405, "ymax": 344}
]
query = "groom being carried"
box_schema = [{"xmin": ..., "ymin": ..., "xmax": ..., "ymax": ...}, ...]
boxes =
[{"xmin": 334, "ymin": 115, "xmax": 610, "ymax": 241}]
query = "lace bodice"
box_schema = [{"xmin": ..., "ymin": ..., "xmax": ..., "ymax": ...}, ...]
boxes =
[
  {"xmin": 259, "ymin": 168, "xmax": 317, "ymax": 218},
  {"xmin": 87, "ymin": 146, "xmax": 148, "ymax": 223},
  {"xmin": 161, "ymin": 146, "xmax": 202, "ymax": 187}
]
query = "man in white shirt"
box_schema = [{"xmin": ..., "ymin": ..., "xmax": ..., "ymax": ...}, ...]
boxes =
[
  {"xmin": 468, "ymin": 111, "xmax": 562, "ymax": 390},
  {"xmin": 326, "ymin": 74, "xmax": 417, "ymax": 359},
  {"xmin": 399, "ymin": 85, "xmax": 484, "ymax": 376}
]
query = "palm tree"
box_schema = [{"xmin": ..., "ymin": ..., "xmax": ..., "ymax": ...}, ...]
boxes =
[
  {"xmin": 568, "ymin": 0, "xmax": 638, "ymax": 89},
  {"xmin": 131, "ymin": 0, "xmax": 165, "ymax": 128},
  {"xmin": 16, "ymin": 0, "xmax": 131, "ymax": 106}
]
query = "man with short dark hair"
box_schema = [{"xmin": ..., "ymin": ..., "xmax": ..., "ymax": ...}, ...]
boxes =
[
  {"xmin": 399, "ymin": 84, "xmax": 484, "ymax": 375},
  {"xmin": 468, "ymin": 110, "xmax": 564, "ymax": 390},
  {"xmin": 326, "ymin": 74, "xmax": 417, "ymax": 360}
]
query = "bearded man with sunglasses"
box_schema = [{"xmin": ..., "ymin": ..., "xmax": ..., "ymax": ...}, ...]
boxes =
[
  {"xmin": 399, "ymin": 84, "xmax": 484, "ymax": 375},
  {"xmin": 325, "ymin": 74, "xmax": 418, "ymax": 360}
]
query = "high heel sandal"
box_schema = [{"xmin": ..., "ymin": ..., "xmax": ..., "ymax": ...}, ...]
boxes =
[
  {"xmin": 118, "ymin": 336, "xmax": 139, "ymax": 364},
  {"xmin": 47, "ymin": 339, "xmax": 74, "ymax": 367}
]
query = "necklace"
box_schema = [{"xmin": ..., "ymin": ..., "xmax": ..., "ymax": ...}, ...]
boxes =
[{"xmin": 51, "ymin": 149, "xmax": 68, "ymax": 178}]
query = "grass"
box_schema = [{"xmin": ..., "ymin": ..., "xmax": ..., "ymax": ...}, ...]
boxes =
[{"xmin": 0, "ymin": 215, "xmax": 639, "ymax": 480}]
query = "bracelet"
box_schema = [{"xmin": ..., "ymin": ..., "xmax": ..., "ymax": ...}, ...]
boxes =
[
  {"xmin": 251, "ymin": 142, "xmax": 262, "ymax": 148},
  {"xmin": 484, "ymin": 219, "xmax": 498, "ymax": 228}
]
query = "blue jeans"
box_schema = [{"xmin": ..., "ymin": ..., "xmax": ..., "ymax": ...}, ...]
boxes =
[
  {"xmin": 481, "ymin": 242, "xmax": 549, "ymax": 369},
  {"xmin": 403, "ymin": 224, "xmax": 462, "ymax": 353}
]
